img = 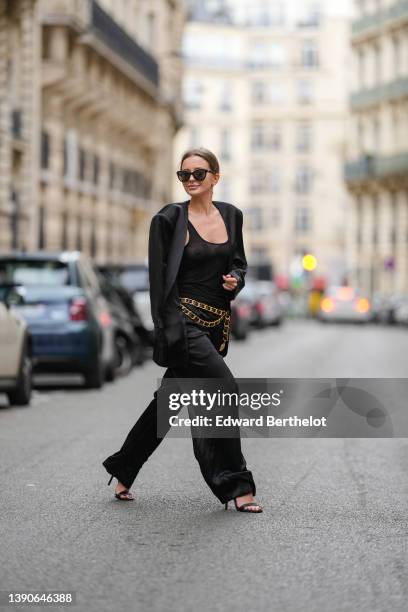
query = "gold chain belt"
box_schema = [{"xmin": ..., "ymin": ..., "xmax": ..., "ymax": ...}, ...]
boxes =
[{"xmin": 179, "ymin": 297, "xmax": 231, "ymax": 352}]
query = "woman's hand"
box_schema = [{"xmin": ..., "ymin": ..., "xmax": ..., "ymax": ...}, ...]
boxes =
[{"xmin": 222, "ymin": 274, "xmax": 238, "ymax": 291}]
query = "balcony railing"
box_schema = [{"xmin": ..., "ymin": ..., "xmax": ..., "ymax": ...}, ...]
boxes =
[
  {"xmin": 90, "ymin": 1, "xmax": 159, "ymax": 87},
  {"xmin": 344, "ymin": 152, "xmax": 408, "ymax": 183},
  {"xmin": 350, "ymin": 77, "xmax": 408, "ymax": 109},
  {"xmin": 352, "ymin": 0, "xmax": 408, "ymax": 36}
]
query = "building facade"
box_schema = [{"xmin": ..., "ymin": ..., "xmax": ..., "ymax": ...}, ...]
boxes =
[
  {"xmin": 174, "ymin": 0, "xmax": 352, "ymax": 285},
  {"xmin": 345, "ymin": 0, "xmax": 408, "ymax": 295},
  {"xmin": 0, "ymin": 0, "xmax": 41, "ymax": 253},
  {"xmin": 0, "ymin": 0, "xmax": 185, "ymax": 261}
]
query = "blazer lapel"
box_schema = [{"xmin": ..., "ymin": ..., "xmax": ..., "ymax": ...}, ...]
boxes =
[{"xmin": 163, "ymin": 200, "xmax": 189, "ymax": 304}]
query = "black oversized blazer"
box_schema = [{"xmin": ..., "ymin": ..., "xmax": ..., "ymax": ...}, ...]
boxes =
[{"xmin": 148, "ymin": 199, "xmax": 248, "ymax": 368}]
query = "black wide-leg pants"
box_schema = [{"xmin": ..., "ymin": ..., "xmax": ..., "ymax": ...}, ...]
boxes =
[{"xmin": 102, "ymin": 318, "xmax": 256, "ymax": 504}]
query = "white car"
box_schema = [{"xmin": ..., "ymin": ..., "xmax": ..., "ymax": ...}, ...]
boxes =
[
  {"xmin": 318, "ymin": 286, "xmax": 372, "ymax": 323},
  {"xmin": 0, "ymin": 284, "xmax": 33, "ymax": 405}
]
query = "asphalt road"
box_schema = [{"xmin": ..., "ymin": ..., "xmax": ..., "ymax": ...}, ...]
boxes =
[{"xmin": 0, "ymin": 319, "xmax": 407, "ymax": 612}]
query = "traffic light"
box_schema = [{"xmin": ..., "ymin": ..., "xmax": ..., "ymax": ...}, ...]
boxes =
[{"xmin": 302, "ymin": 253, "xmax": 317, "ymax": 272}]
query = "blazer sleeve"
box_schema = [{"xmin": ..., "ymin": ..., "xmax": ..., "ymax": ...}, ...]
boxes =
[
  {"xmin": 227, "ymin": 208, "xmax": 248, "ymax": 301},
  {"xmin": 148, "ymin": 213, "xmax": 172, "ymax": 329}
]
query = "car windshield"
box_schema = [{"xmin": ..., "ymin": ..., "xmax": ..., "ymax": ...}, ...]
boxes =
[{"xmin": 0, "ymin": 260, "xmax": 70, "ymax": 286}]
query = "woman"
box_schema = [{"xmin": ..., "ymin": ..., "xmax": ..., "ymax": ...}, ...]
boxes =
[{"xmin": 102, "ymin": 147, "xmax": 263, "ymax": 513}]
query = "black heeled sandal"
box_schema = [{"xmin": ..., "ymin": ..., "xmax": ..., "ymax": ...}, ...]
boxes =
[
  {"xmin": 107, "ymin": 474, "xmax": 134, "ymax": 501},
  {"xmin": 224, "ymin": 498, "xmax": 263, "ymax": 513}
]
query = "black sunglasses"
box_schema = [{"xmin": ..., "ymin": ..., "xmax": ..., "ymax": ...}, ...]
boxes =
[{"xmin": 176, "ymin": 168, "xmax": 215, "ymax": 183}]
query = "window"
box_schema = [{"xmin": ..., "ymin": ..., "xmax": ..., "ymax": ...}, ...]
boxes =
[
  {"xmin": 373, "ymin": 116, "xmax": 381, "ymax": 152},
  {"xmin": 270, "ymin": 124, "xmax": 282, "ymax": 151},
  {"xmin": 93, "ymin": 154, "xmax": 100, "ymax": 185},
  {"xmin": 109, "ymin": 162, "xmax": 115, "ymax": 190},
  {"xmin": 358, "ymin": 49, "xmax": 365, "ymax": 88},
  {"xmin": 296, "ymin": 123, "xmax": 312, "ymax": 152},
  {"xmin": 300, "ymin": 40, "xmax": 319, "ymax": 68},
  {"xmin": 294, "ymin": 207, "xmax": 312, "ymax": 232},
  {"xmin": 76, "ymin": 216, "xmax": 82, "ymax": 251},
  {"xmin": 270, "ymin": 42, "xmax": 285, "ymax": 69},
  {"xmin": 372, "ymin": 196, "xmax": 378, "ymax": 245},
  {"xmin": 220, "ymin": 80, "xmax": 232, "ymax": 111},
  {"xmin": 64, "ymin": 130, "xmax": 78, "ymax": 182},
  {"xmin": 220, "ymin": 129, "xmax": 232, "ymax": 160},
  {"xmin": 250, "ymin": 168, "xmax": 265, "ymax": 194},
  {"xmin": 251, "ymin": 246, "xmax": 268, "ymax": 261},
  {"xmin": 296, "ymin": 3, "xmax": 321, "ymax": 28},
  {"xmin": 392, "ymin": 36, "xmax": 401, "ymax": 78},
  {"xmin": 38, "ymin": 206, "xmax": 46, "ymax": 249},
  {"xmin": 248, "ymin": 207, "xmax": 263, "ymax": 231},
  {"xmin": 270, "ymin": 82, "xmax": 285, "ymax": 104},
  {"xmin": 41, "ymin": 131, "xmax": 50, "ymax": 170},
  {"xmin": 78, "ymin": 148, "xmax": 86, "ymax": 181},
  {"xmin": 251, "ymin": 124, "xmax": 265, "ymax": 151},
  {"xmin": 295, "ymin": 166, "xmax": 313, "ymax": 194},
  {"xmin": 249, "ymin": 41, "xmax": 269, "ymax": 68},
  {"xmin": 269, "ymin": 2, "xmax": 285, "ymax": 27},
  {"xmin": 357, "ymin": 117, "xmax": 365, "ymax": 150},
  {"xmin": 390, "ymin": 193, "xmax": 397, "ymax": 245},
  {"xmin": 374, "ymin": 43, "xmax": 382, "ymax": 85},
  {"xmin": 252, "ymin": 80, "xmax": 267, "ymax": 104},
  {"xmin": 251, "ymin": 123, "xmax": 282, "ymax": 151},
  {"xmin": 145, "ymin": 12, "xmax": 155, "ymax": 48},
  {"xmin": 61, "ymin": 210, "xmax": 68, "ymax": 250},
  {"xmin": 297, "ymin": 79, "xmax": 313, "ymax": 104},
  {"xmin": 183, "ymin": 77, "xmax": 203, "ymax": 110}
]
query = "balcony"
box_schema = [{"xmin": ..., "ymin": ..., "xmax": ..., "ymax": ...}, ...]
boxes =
[
  {"xmin": 350, "ymin": 77, "xmax": 408, "ymax": 109},
  {"xmin": 344, "ymin": 152, "xmax": 408, "ymax": 183},
  {"xmin": 352, "ymin": 0, "xmax": 408, "ymax": 37},
  {"xmin": 42, "ymin": 0, "xmax": 159, "ymax": 89},
  {"xmin": 89, "ymin": 1, "xmax": 159, "ymax": 87}
]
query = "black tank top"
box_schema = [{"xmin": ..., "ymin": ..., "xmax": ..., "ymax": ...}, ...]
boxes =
[{"xmin": 177, "ymin": 219, "xmax": 232, "ymax": 309}]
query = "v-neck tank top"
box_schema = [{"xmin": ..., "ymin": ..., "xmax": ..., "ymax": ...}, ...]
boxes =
[{"xmin": 176, "ymin": 219, "xmax": 232, "ymax": 309}]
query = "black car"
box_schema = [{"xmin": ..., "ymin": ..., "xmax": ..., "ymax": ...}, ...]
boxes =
[
  {"xmin": 97, "ymin": 264, "xmax": 154, "ymax": 347},
  {"xmin": 96, "ymin": 272, "xmax": 149, "ymax": 374}
]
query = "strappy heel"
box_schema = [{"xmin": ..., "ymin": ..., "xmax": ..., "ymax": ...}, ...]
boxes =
[
  {"xmin": 107, "ymin": 474, "xmax": 134, "ymax": 501},
  {"xmin": 224, "ymin": 498, "xmax": 263, "ymax": 513}
]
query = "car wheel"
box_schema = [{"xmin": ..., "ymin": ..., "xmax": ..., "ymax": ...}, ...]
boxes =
[
  {"xmin": 115, "ymin": 335, "xmax": 133, "ymax": 377},
  {"xmin": 83, "ymin": 351, "xmax": 104, "ymax": 389},
  {"xmin": 104, "ymin": 359, "xmax": 117, "ymax": 383},
  {"xmin": 132, "ymin": 336, "xmax": 145, "ymax": 366},
  {"xmin": 7, "ymin": 344, "xmax": 32, "ymax": 406},
  {"xmin": 233, "ymin": 323, "xmax": 248, "ymax": 340}
]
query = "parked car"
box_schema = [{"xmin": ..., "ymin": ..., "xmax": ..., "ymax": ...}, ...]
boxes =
[
  {"xmin": 230, "ymin": 294, "xmax": 252, "ymax": 340},
  {"xmin": 394, "ymin": 294, "xmax": 408, "ymax": 325},
  {"xmin": 0, "ymin": 284, "xmax": 33, "ymax": 406},
  {"xmin": 371, "ymin": 292, "xmax": 407, "ymax": 325},
  {"xmin": 238, "ymin": 280, "xmax": 283, "ymax": 328},
  {"xmin": 97, "ymin": 263, "xmax": 154, "ymax": 346},
  {"xmin": 0, "ymin": 252, "xmax": 116, "ymax": 388},
  {"xmin": 317, "ymin": 285, "xmax": 372, "ymax": 323},
  {"xmin": 96, "ymin": 272, "xmax": 147, "ymax": 375}
]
